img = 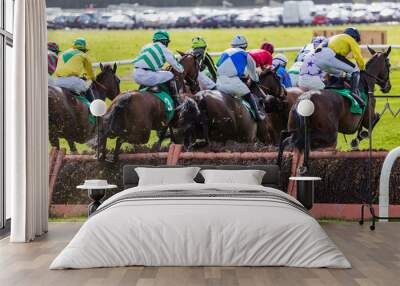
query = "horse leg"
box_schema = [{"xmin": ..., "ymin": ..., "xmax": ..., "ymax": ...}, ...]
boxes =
[
  {"xmin": 277, "ymin": 130, "xmax": 292, "ymax": 169},
  {"xmin": 156, "ymin": 125, "xmax": 169, "ymax": 151},
  {"xmin": 111, "ymin": 137, "xmax": 123, "ymax": 163},
  {"xmin": 351, "ymin": 112, "xmax": 381, "ymax": 149},
  {"xmin": 169, "ymin": 126, "xmax": 176, "ymax": 144},
  {"xmin": 49, "ymin": 135, "xmax": 60, "ymax": 150},
  {"xmin": 190, "ymin": 114, "xmax": 210, "ymax": 149},
  {"xmin": 67, "ymin": 139, "xmax": 78, "ymax": 155}
]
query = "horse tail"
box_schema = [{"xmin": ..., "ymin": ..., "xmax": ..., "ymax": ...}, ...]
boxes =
[
  {"xmin": 88, "ymin": 93, "xmax": 132, "ymax": 147},
  {"xmin": 104, "ymin": 93, "xmax": 132, "ymax": 136}
]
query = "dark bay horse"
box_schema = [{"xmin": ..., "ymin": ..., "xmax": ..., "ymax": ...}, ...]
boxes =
[
  {"xmin": 179, "ymin": 67, "xmax": 287, "ymax": 148},
  {"xmin": 283, "ymin": 47, "xmax": 391, "ymax": 158},
  {"xmin": 97, "ymin": 53, "xmax": 200, "ymax": 161},
  {"xmin": 48, "ymin": 63, "xmax": 120, "ymax": 153},
  {"xmin": 255, "ymin": 67, "xmax": 305, "ymax": 145}
]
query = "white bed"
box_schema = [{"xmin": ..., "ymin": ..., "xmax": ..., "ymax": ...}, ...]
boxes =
[{"xmin": 50, "ymin": 183, "xmax": 351, "ymax": 269}]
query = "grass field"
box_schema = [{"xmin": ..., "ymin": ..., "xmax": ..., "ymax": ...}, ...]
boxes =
[{"xmin": 48, "ymin": 25, "xmax": 400, "ymax": 152}]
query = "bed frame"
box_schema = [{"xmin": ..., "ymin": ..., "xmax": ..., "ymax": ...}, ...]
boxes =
[{"xmin": 123, "ymin": 165, "xmax": 281, "ymax": 190}]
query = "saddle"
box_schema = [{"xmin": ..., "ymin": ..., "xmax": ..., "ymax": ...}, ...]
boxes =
[{"xmin": 324, "ymin": 76, "xmax": 351, "ymax": 90}]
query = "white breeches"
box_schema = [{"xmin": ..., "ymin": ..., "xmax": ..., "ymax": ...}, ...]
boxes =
[
  {"xmin": 54, "ymin": 76, "xmax": 88, "ymax": 94},
  {"xmin": 48, "ymin": 75, "xmax": 56, "ymax": 86},
  {"xmin": 198, "ymin": 71, "xmax": 216, "ymax": 90},
  {"xmin": 133, "ymin": 68, "xmax": 174, "ymax": 87},
  {"xmin": 298, "ymin": 75, "xmax": 325, "ymax": 90},
  {"xmin": 288, "ymin": 62, "xmax": 302, "ymax": 87},
  {"xmin": 216, "ymin": 76, "xmax": 250, "ymax": 97},
  {"xmin": 314, "ymin": 48, "xmax": 359, "ymax": 77}
]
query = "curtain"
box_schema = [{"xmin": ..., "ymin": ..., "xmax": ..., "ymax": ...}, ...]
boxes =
[{"xmin": 7, "ymin": 0, "xmax": 48, "ymax": 242}]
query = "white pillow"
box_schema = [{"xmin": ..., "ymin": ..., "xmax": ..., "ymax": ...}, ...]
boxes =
[
  {"xmin": 200, "ymin": 169, "xmax": 266, "ymax": 185},
  {"xmin": 135, "ymin": 167, "xmax": 200, "ymax": 186}
]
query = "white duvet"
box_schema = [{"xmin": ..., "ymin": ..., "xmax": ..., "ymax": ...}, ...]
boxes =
[{"xmin": 50, "ymin": 183, "xmax": 351, "ymax": 269}]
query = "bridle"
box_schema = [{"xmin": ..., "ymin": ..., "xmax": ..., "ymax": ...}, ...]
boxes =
[
  {"xmin": 90, "ymin": 69, "xmax": 120, "ymax": 101},
  {"xmin": 170, "ymin": 53, "xmax": 200, "ymax": 94},
  {"xmin": 362, "ymin": 54, "xmax": 391, "ymax": 92},
  {"xmin": 257, "ymin": 68, "xmax": 287, "ymax": 99}
]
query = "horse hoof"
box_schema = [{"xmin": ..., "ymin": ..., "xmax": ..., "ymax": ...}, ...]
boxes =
[
  {"xmin": 351, "ymin": 139, "xmax": 360, "ymax": 150},
  {"xmin": 359, "ymin": 130, "xmax": 369, "ymax": 140},
  {"xmin": 297, "ymin": 166, "xmax": 308, "ymax": 176}
]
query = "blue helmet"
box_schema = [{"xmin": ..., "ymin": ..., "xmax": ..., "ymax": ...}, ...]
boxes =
[
  {"xmin": 344, "ymin": 27, "xmax": 361, "ymax": 43},
  {"xmin": 311, "ymin": 36, "xmax": 326, "ymax": 49}
]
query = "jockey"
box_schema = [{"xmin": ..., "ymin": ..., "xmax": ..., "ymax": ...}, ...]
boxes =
[
  {"xmin": 133, "ymin": 30, "xmax": 184, "ymax": 100},
  {"xmin": 298, "ymin": 52, "xmax": 326, "ymax": 90},
  {"xmin": 54, "ymin": 38, "xmax": 95, "ymax": 97},
  {"xmin": 289, "ymin": 36, "xmax": 326, "ymax": 86},
  {"xmin": 190, "ymin": 36, "xmax": 217, "ymax": 90},
  {"xmin": 295, "ymin": 36, "xmax": 326, "ymax": 63},
  {"xmin": 216, "ymin": 35, "xmax": 265, "ymax": 121},
  {"xmin": 47, "ymin": 42, "xmax": 60, "ymax": 86},
  {"xmin": 48, "ymin": 42, "xmax": 60, "ymax": 76},
  {"xmin": 272, "ymin": 54, "xmax": 292, "ymax": 88},
  {"xmin": 314, "ymin": 27, "xmax": 365, "ymax": 107},
  {"xmin": 260, "ymin": 42, "xmax": 274, "ymax": 55},
  {"xmin": 248, "ymin": 43, "xmax": 273, "ymax": 68}
]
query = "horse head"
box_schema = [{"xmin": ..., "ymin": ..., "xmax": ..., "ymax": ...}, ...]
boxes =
[
  {"xmin": 176, "ymin": 96, "xmax": 201, "ymax": 134},
  {"xmin": 176, "ymin": 51, "xmax": 201, "ymax": 94},
  {"xmin": 257, "ymin": 66, "xmax": 287, "ymax": 113},
  {"xmin": 90, "ymin": 63, "xmax": 121, "ymax": 101},
  {"xmin": 364, "ymin": 46, "xmax": 392, "ymax": 94}
]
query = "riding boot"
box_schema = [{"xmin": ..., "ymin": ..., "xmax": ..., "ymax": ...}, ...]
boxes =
[
  {"xmin": 85, "ymin": 88, "xmax": 95, "ymax": 102},
  {"xmin": 350, "ymin": 71, "xmax": 365, "ymax": 109},
  {"xmin": 243, "ymin": 93, "xmax": 265, "ymax": 122}
]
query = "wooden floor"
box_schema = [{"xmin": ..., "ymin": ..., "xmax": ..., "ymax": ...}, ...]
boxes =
[{"xmin": 0, "ymin": 222, "xmax": 399, "ymax": 286}]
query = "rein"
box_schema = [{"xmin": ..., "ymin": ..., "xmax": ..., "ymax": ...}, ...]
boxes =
[{"xmin": 93, "ymin": 80, "xmax": 108, "ymax": 91}]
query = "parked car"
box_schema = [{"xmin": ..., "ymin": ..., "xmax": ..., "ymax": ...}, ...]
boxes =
[
  {"xmin": 98, "ymin": 15, "xmax": 112, "ymax": 29},
  {"xmin": 76, "ymin": 13, "xmax": 100, "ymax": 29},
  {"xmin": 312, "ymin": 14, "xmax": 328, "ymax": 25},
  {"xmin": 379, "ymin": 8, "xmax": 400, "ymax": 22},
  {"xmin": 234, "ymin": 13, "xmax": 256, "ymax": 28},
  {"xmin": 282, "ymin": 0, "xmax": 314, "ymax": 26},
  {"xmin": 326, "ymin": 9, "xmax": 350, "ymax": 25},
  {"xmin": 199, "ymin": 14, "xmax": 232, "ymax": 28},
  {"xmin": 106, "ymin": 14, "xmax": 135, "ymax": 30},
  {"xmin": 350, "ymin": 9, "xmax": 376, "ymax": 23}
]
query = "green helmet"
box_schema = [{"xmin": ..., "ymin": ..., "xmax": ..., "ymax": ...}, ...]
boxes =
[
  {"xmin": 73, "ymin": 38, "xmax": 88, "ymax": 52},
  {"xmin": 153, "ymin": 30, "xmax": 170, "ymax": 43},
  {"xmin": 192, "ymin": 36, "xmax": 207, "ymax": 49}
]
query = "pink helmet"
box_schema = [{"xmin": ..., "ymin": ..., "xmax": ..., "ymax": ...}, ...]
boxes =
[
  {"xmin": 48, "ymin": 42, "xmax": 60, "ymax": 54},
  {"xmin": 261, "ymin": 42, "xmax": 274, "ymax": 54}
]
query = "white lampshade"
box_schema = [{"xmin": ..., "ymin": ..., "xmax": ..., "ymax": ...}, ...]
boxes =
[
  {"xmin": 90, "ymin": 99, "xmax": 107, "ymax": 117},
  {"xmin": 297, "ymin": 99, "xmax": 315, "ymax": 117}
]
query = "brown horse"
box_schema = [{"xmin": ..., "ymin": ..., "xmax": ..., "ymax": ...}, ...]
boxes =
[
  {"xmin": 280, "ymin": 47, "xmax": 391, "ymax": 166},
  {"xmin": 255, "ymin": 67, "xmax": 305, "ymax": 145},
  {"xmin": 97, "ymin": 53, "xmax": 200, "ymax": 161},
  {"xmin": 48, "ymin": 63, "xmax": 120, "ymax": 152},
  {"xmin": 179, "ymin": 67, "xmax": 286, "ymax": 149}
]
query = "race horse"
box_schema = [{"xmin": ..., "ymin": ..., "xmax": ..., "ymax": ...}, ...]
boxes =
[
  {"xmin": 178, "ymin": 66, "xmax": 288, "ymax": 149},
  {"xmin": 255, "ymin": 66, "xmax": 305, "ymax": 145},
  {"xmin": 278, "ymin": 46, "xmax": 391, "ymax": 167},
  {"xmin": 97, "ymin": 52, "xmax": 200, "ymax": 162},
  {"xmin": 48, "ymin": 63, "xmax": 120, "ymax": 153}
]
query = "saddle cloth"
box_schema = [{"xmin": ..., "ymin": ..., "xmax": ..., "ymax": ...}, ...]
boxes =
[{"xmin": 140, "ymin": 86, "xmax": 175, "ymax": 122}]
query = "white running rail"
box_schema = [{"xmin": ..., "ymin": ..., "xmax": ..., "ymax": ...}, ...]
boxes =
[
  {"xmin": 93, "ymin": 44, "xmax": 399, "ymax": 68},
  {"xmin": 379, "ymin": 146, "xmax": 400, "ymax": 222}
]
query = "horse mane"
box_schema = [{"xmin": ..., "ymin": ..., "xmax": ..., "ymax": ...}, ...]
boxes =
[{"xmin": 259, "ymin": 66, "xmax": 275, "ymax": 77}]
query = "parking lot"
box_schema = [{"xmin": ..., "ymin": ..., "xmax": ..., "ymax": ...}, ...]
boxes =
[{"xmin": 47, "ymin": 1, "xmax": 400, "ymax": 30}]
